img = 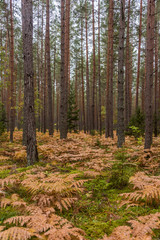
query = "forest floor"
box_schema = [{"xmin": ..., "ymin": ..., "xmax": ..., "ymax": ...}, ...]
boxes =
[{"xmin": 0, "ymin": 131, "xmax": 160, "ymax": 240}]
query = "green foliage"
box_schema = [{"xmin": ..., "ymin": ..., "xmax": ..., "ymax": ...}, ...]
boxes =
[
  {"xmin": 0, "ymin": 169, "xmax": 10, "ymax": 179},
  {"xmin": 109, "ymin": 150, "xmax": 135, "ymax": 189},
  {"xmin": 126, "ymin": 108, "xmax": 145, "ymax": 139},
  {"xmin": 67, "ymin": 84, "xmax": 79, "ymax": 133},
  {"xmin": 0, "ymin": 102, "xmax": 6, "ymax": 136}
]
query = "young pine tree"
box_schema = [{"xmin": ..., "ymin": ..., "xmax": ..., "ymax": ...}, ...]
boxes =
[{"xmin": 67, "ymin": 84, "xmax": 79, "ymax": 133}]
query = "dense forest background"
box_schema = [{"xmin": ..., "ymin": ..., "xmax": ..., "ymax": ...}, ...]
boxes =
[{"xmin": 0, "ymin": 0, "xmax": 160, "ymax": 157}]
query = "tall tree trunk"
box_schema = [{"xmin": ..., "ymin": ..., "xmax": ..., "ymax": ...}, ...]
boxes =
[
  {"xmin": 53, "ymin": 45, "xmax": 56, "ymax": 132},
  {"xmin": 91, "ymin": 0, "xmax": 96, "ymax": 131},
  {"xmin": 125, "ymin": 0, "xmax": 131, "ymax": 128},
  {"xmin": 117, "ymin": 0, "xmax": 125, "ymax": 148},
  {"xmin": 135, "ymin": 0, "xmax": 142, "ymax": 109},
  {"xmin": 81, "ymin": 14, "xmax": 86, "ymax": 133},
  {"xmin": 46, "ymin": 0, "xmax": 53, "ymax": 135},
  {"xmin": 106, "ymin": 0, "xmax": 114, "ymax": 138},
  {"xmin": 10, "ymin": 0, "xmax": 15, "ymax": 142},
  {"xmin": 144, "ymin": 0, "xmax": 155, "ymax": 149},
  {"xmin": 98, "ymin": 0, "xmax": 101, "ymax": 135},
  {"xmin": 43, "ymin": 34, "xmax": 47, "ymax": 133},
  {"xmin": 40, "ymin": 2, "xmax": 44, "ymax": 132},
  {"xmin": 85, "ymin": 0, "xmax": 90, "ymax": 133},
  {"xmin": 154, "ymin": 16, "xmax": 158, "ymax": 137},
  {"xmin": 65, "ymin": 0, "xmax": 70, "ymax": 95},
  {"xmin": 22, "ymin": 0, "xmax": 38, "ymax": 165},
  {"xmin": 37, "ymin": 0, "xmax": 41, "ymax": 132},
  {"xmin": 60, "ymin": 0, "xmax": 68, "ymax": 139}
]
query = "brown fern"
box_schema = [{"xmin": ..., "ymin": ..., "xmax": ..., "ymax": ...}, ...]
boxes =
[
  {"xmin": 44, "ymin": 225, "xmax": 86, "ymax": 240},
  {"xmin": 120, "ymin": 172, "xmax": 160, "ymax": 207},
  {"xmin": 99, "ymin": 213, "xmax": 160, "ymax": 240},
  {"xmin": 0, "ymin": 227, "xmax": 42, "ymax": 240}
]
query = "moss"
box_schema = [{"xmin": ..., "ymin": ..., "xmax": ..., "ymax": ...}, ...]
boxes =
[{"xmin": 0, "ymin": 169, "xmax": 11, "ymax": 179}]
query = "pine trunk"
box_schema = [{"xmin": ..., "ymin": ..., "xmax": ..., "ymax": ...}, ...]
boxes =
[
  {"xmin": 144, "ymin": 0, "xmax": 155, "ymax": 149},
  {"xmin": 117, "ymin": 0, "xmax": 125, "ymax": 148},
  {"xmin": 60, "ymin": 0, "xmax": 68, "ymax": 139},
  {"xmin": 46, "ymin": 0, "xmax": 53, "ymax": 135},
  {"xmin": 135, "ymin": 0, "xmax": 142, "ymax": 109},
  {"xmin": 22, "ymin": 0, "xmax": 38, "ymax": 165},
  {"xmin": 10, "ymin": 0, "xmax": 15, "ymax": 142}
]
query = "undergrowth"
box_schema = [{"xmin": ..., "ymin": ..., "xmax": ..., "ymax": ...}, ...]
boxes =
[{"xmin": 0, "ymin": 131, "xmax": 160, "ymax": 239}]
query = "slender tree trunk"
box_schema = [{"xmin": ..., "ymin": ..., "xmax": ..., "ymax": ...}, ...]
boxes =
[
  {"xmin": 43, "ymin": 34, "xmax": 47, "ymax": 133},
  {"xmin": 65, "ymin": 0, "xmax": 70, "ymax": 96},
  {"xmin": 135, "ymin": 0, "xmax": 142, "ymax": 109},
  {"xmin": 154, "ymin": 17, "xmax": 158, "ymax": 137},
  {"xmin": 81, "ymin": 14, "xmax": 86, "ymax": 133},
  {"xmin": 144, "ymin": 0, "xmax": 155, "ymax": 149},
  {"xmin": 46, "ymin": 0, "xmax": 53, "ymax": 135},
  {"xmin": 53, "ymin": 45, "xmax": 56, "ymax": 132},
  {"xmin": 37, "ymin": 0, "xmax": 41, "ymax": 132},
  {"xmin": 91, "ymin": 0, "xmax": 96, "ymax": 131},
  {"xmin": 117, "ymin": 0, "xmax": 125, "ymax": 148},
  {"xmin": 60, "ymin": 0, "xmax": 68, "ymax": 139},
  {"xmin": 98, "ymin": 0, "xmax": 101, "ymax": 135},
  {"xmin": 10, "ymin": 0, "xmax": 15, "ymax": 142},
  {"xmin": 106, "ymin": 0, "xmax": 114, "ymax": 138},
  {"xmin": 85, "ymin": 0, "xmax": 90, "ymax": 133},
  {"xmin": 125, "ymin": 0, "xmax": 131, "ymax": 128},
  {"xmin": 40, "ymin": 2, "xmax": 44, "ymax": 132},
  {"xmin": 22, "ymin": 0, "xmax": 38, "ymax": 165}
]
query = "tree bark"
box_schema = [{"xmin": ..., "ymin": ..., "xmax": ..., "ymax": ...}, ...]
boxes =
[
  {"xmin": 81, "ymin": 13, "xmax": 86, "ymax": 133},
  {"xmin": 10, "ymin": 0, "xmax": 15, "ymax": 142},
  {"xmin": 91, "ymin": 0, "xmax": 96, "ymax": 131},
  {"xmin": 22, "ymin": 0, "xmax": 38, "ymax": 165},
  {"xmin": 98, "ymin": 0, "xmax": 101, "ymax": 135},
  {"xmin": 144, "ymin": 0, "xmax": 155, "ymax": 149},
  {"xmin": 106, "ymin": 0, "xmax": 114, "ymax": 138},
  {"xmin": 85, "ymin": 0, "xmax": 90, "ymax": 133},
  {"xmin": 60, "ymin": 0, "xmax": 68, "ymax": 139},
  {"xmin": 46, "ymin": 0, "xmax": 53, "ymax": 135},
  {"xmin": 125, "ymin": 0, "xmax": 131, "ymax": 128},
  {"xmin": 117, "ymin": 0, "xmax": 125, "ymax": 148},
  {"xmin": 135, "ymin": 0, "xmax": 142, "ymax": 109}
]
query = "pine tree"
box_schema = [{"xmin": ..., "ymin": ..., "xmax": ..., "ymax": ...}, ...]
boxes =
[{"xmin": 67, "ymin": 84, "xmax": 79, "ymax": 133}]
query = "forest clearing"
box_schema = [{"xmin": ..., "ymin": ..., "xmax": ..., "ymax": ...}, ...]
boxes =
[{"xmin": 0, "ymin": 131, "xmax": 160, "ymax": 239}]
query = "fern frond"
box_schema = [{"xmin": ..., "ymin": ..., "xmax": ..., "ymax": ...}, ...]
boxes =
[
  {"xmin": 121, "ymin": 172, "xmax": 160, "ymax": 206},
  {"xmin": 44, "ymin": 226, "xmax": 86, "ymax": 240},
  {"xmin": 0, "ymin": 227, "xmax": 42, "ymax": 240},
  {"xmin": 0, "ymin": 198, "xmax": 12, "ymax": 208},
  {"xmin": 4, "ymin": 216, "xmax": 31, "ymax": 226},
  {"xmin": 99, "ymin": 226, "xmax": 132, "ymax": 240},
  {"xmin": 0, "ymin": 177, "xmax": 19, "ymax": 188}
]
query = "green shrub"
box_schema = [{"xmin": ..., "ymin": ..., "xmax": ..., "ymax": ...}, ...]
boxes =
[
  {"xmin": 126, "ymin": 108, "xmax": 145, "ymax": 139},
  {"xmin": 67, "ymin": 84, "xmax": 79, "ymax": 133},
  {"xmin": 109, "ymin": 150, "xmax": 134, "ymax": 189}
]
